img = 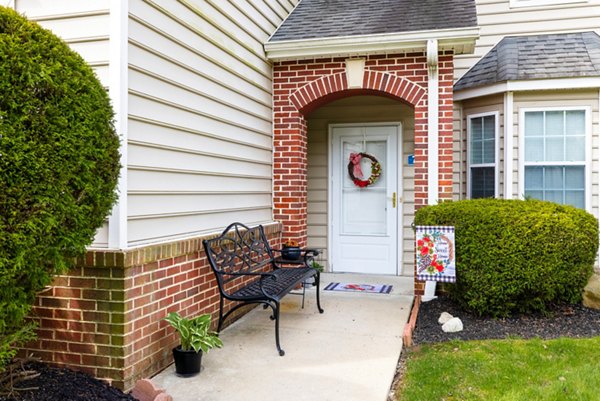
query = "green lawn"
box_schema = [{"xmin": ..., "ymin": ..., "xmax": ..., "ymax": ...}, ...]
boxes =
[{"xmin": 396, "ymin": 337, "xmax": 600, "ymax": 401}]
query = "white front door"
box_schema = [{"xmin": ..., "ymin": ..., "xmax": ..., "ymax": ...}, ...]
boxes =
[{"xmin": 330, "ymin": 124, "xmax": 399, "ymax": 275}]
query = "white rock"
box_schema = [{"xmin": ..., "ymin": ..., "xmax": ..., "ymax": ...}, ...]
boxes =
[
  {"xmin": 438, "ymin": 312, "xmax": 454, "ymax": 325},
  {"xmin": 442, "ymin": 317, "xmax": 463, "ymax": 333}
]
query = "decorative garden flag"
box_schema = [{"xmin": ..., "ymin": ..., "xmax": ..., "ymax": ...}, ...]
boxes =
[{"xmin": 416, "ymin": 226, "xmax": 456, "ymax": 283}]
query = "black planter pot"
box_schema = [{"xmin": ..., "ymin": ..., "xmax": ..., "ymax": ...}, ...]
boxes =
[
  {"xmin": 172, "ymin": 346, "xmax": 202, "ymax": 377},
  {"xmin": 281, "ymin": 246, "xmax": 301, "ymax": 260}
]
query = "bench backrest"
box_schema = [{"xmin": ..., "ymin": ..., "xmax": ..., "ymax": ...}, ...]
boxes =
[{"xmin": 203, "ymin": 222, "xmax": 274, "ymax": 291}]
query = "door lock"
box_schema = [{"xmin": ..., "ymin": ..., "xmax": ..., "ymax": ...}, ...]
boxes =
[{"xmin": 392, "ymin": 192, "xmax": 397, "ymax": 208}]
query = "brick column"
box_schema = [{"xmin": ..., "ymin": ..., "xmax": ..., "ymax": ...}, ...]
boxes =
[{"xmin": 273, "ymin": 111, "xmax": 308, "ymax": 246}]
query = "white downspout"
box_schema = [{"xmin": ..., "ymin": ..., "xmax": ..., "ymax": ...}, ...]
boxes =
[
  {"xmin": 424, "ymin": 39, "xmax": 439, "ymax": 301},
  {"xmin": 427, "ymin": 39, "xmax": 439, "ymax": 206},
  {"xmin": 504, "ymin": 91, "xmax": 514, "ymax": 199}
]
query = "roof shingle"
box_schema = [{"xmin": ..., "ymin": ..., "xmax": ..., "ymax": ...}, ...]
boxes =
[
  {"xmin": 454, "ymin": 32, "xmax": 600, "ymax": 91},
  {"xmin": 268, "ymin": 0, "xmax": 478, "ymax": 43}
]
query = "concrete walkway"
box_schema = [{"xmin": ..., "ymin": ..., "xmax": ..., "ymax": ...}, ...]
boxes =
[{"xmin": 152, "ymin": 273, "xmax": 413, "ymax": 401}]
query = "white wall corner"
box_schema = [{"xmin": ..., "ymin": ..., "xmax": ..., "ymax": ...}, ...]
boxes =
[
  {"xmin": 345, "ymin": 58, "xmax": 366, "ymax": 89},
  {"xmin": 427, "ymin": 39, "xmax": 439, "ymax": 205},
  {"xmin": 107, "ymin": 0, "xmax": 128, "ymax": 249}
]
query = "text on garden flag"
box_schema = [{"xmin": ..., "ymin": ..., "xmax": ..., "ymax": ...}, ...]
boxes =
[{"xmin": 416, "ymin": 226, "xmax": 456, "ymax": 283}]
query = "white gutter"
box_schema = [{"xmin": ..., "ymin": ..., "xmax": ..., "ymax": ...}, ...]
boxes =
[
  {"xmin": 265, "ymin": 27, "xmax": 479, "ymax": 61},
  {"xmin": 455, "ymin": 77, "xmax": 600, "ymax": 101}
]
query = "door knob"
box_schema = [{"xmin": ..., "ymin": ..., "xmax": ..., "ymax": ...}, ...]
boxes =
[{"xmin": 392, "ymin": 192, "xmax": 397, "ymax": 208}]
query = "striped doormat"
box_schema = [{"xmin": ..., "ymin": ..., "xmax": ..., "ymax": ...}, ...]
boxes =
[{"xmin": 324, "ymin": 282, "xmax": 393, "ymax": 294}]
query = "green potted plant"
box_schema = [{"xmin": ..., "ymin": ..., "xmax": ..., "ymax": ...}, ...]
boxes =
[
  {"xmin": 304, "ymin": 261, "xmax": 324, "ymax": 287},
  {"xmin": 164, "ymin": 312, "xmax": 223, "ymax": 376}
]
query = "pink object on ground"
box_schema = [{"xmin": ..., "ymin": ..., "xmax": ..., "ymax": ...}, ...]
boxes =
[{"xmin": 131, "ymin": 379, "xmax": 173, "ymax": 401}]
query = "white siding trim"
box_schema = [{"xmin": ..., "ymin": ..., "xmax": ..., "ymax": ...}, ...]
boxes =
[
  {"xmin": 108, "ymin": 0, "xmax": 128, "ymax": 249},
  {"xmin": 455, "ymin": 78, "xmax": 600, "ymax": 101},
  {"xmin": 265, "ymin": 27, "xmax": 479, "ymax": 60},
  {"xmin": 510, "ymin": 0, "xmax": 589, "ymax": 8},
  {"xmin": 466, "ymin": 111, "xmax": 500, "ymax": 199},
  {"xmin": 504, "ymin": 92, "xmax": 514, "ymax": 199},
  {"xmin": 517, "ymin": 106, "xmax": 592, "ymax": 211}
]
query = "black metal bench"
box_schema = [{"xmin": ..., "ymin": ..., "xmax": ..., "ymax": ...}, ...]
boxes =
[{"xmin": 202, "ymin": 222, "xmax": 324, "ymax": 356}]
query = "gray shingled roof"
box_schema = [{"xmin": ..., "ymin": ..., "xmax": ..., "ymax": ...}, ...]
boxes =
[
  {"xmin": 455, "ymin": 32, "xmax": 600, "ymax": 91},
  {"xmin": 269, "ymin": 0, "xmax": 478, "ymax": 42}
]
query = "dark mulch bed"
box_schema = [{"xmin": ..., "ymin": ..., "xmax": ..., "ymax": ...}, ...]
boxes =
[
  {"xmin": 413, "ymin": 296, "xmax": 600, "ymax": 344},
  {"xmin": 0, "ymin": 362, "xmax": 136, "ymax": 401}
]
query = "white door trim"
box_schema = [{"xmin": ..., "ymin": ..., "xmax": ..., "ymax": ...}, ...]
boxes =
[{"xmin": 327, "ymin": 122, "xmax": 403, "ymax": 275}]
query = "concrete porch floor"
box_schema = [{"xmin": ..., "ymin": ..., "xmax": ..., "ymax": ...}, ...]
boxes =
[{"xmin": 152, "ymin": 273, "xmax": 414, "ymax": 401}]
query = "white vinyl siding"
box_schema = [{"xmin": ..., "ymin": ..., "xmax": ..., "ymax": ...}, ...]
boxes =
[
  {"xmin": 126, "ymin": 0, "xmax": 297, "ymax": 246},
  {"xmin": 13, "ymin": 0, "xmax": 112, "ymax": 247},
  {"xmin": 455, "ymin": 0, "xmax": 600, "ymax": 80},
  {"xmin": 520, "ymin": 108, "xmax": 590, "ymax": 209},
  {"xmin": 307, "ymin": 96, "xmax": 415, "ymax": 276},
  {"xmin": 467, "ymin": 112, "xmax": 499, "ymax": 198},
  {"xmin": 14, "ymin": 0, "xmax": 111, "ymax": 87}
]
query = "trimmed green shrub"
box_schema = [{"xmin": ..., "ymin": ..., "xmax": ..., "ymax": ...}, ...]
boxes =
[
  {"xmin": 0, "ymin": 7, "xmax": 120, "ymax": 368},
  {"xmin": 415, "ymin": 199, "xmax": 598, "ymax": 317}
]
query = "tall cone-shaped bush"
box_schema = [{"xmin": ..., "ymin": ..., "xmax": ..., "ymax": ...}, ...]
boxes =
[{"xmin": 0, "ymin": 6, "xmax": 120, "ymax": 368}]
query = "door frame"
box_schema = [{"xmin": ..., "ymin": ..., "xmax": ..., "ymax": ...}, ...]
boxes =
[{"xmin": 327, "ymin": 122, "xmax": 404, "ymax": 275}]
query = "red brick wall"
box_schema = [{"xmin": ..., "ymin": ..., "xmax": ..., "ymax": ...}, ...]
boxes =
[
  {"xmin": 273, "ymin": 52, "xmax": 455, "ymax": 295},
  {"xmin": 21, "ymin": 222, "xmax": 283, "ymax": 390}
]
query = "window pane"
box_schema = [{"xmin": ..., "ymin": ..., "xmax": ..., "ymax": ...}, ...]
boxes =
[
  {"xmin": 565, "ymin": 166, "xmax": 585, "ymax": 189},
  {"xmin": 483, "ymin": 115, "xmax": 495, "ymax": 140},
  {"xmin": 545, "ymin": 167, "xmax": 563, "ymax": 189},
  {"xmin": 483, "ymin": 139, "xmax": 495, "ymax": 163},
  {"xmin": 471, "ymin": 141, "xmax": 482, "ymax": 164},
  {"xmin": 565, "ymin": 191, "xmax": 585, "ymax": 209},
  {"xmin": 566, "ymin": 110, "xmax": 585, "ymax": 136},
  {"xmin": 565, "ymin": 137, "xmax": 585, "ymax": 161},
  {"xmin": 545, "ymin": 137, "xmax": 564, "ymax": 161},
  {"xmin": 525, "ymin": 167, "xmax": 543, "ymax": 189},
  {"xmin": 525, "ymin": 166, "xmax": 585, "ymax": 209},
  {"xmin": 471, "ymin": 167, "xmax": 495, "ymax": 198},
  {"xmin": 525, "ymin": 112, "xmax": 543, "ymax": 137},
  {"xmin": 471, "ymin": 118, "xmax": 482, "ymax": 141},
  {"xmin": 525, "ymin": 190, "xmax": 544, "ymax": 200},
  {"xmin": 545, "ymin": 190, "xmax": 563, "ymax": 204},
  {"xmin": 525, "ymin": 138, "xmax": 544, "ymax": 162},
  {"xmin": 545, "ymin": 111, "xmax": 563, "ymax": 136}
]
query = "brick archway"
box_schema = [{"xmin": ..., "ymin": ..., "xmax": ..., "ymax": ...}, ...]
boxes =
[
  {"xmin": 289, "ymin": 70, "xmax": 427, "ymax": 114},
  {"xmin": 273, "ymin": 54, "xmax": 454, "ymax": 273}
]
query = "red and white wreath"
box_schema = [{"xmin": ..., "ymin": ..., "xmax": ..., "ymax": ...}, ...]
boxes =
[{"xmin": 347, "ymin": 152, "xmax": 382, "ymax": 188}]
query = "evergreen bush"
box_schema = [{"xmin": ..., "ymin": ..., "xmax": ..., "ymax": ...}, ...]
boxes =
[
  {"xmin": 415, "ymin": 199, "xmax": 598, "ymax": 317},
  {"xmin": 0, "ymin": 7, "xmax": 120, "ymax": 368}
]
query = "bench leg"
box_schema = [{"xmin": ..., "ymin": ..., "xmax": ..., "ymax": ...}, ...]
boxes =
[
  {"xmin": 315, "ymin": 271, "xmax": 324, "ymax": 314},
  {"xmin": 217, "ymin": 296, "xmax": 225, "ymax": 333},
  {"xmin": 270, "ymin": 301, "xmax": 285, "ymax": 356}
]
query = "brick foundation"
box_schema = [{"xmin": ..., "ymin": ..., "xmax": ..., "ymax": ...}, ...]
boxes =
[{"xmin": 20, "ymin": 222, "xmax": 283, "ymax": 391}]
